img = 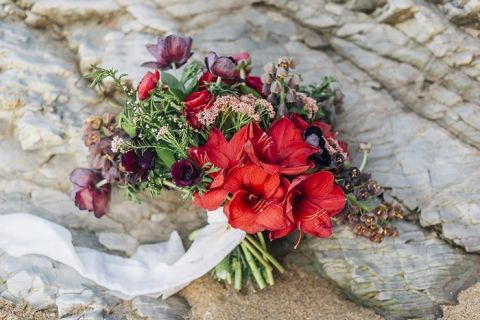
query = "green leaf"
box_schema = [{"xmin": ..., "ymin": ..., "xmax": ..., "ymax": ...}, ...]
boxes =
[
  {"xmin": 239, "ymin": 84, "xmax": 261, "ymax": 98},
  {"xmin": 119, "ymin": 113, "xmax": 137, "ymax": 137},
  {"xmin": 161, "ymin": 72, "xmax": 186, "ymax": 100},
  {"xmin": 184, "ymin": 78, "xmax": 198, "ymax": 96},
  {"xmin": 155, "ymin": 147, "xmax": 176, "ymax": 167}
]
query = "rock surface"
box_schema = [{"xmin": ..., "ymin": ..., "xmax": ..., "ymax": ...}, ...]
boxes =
[{"xmin": 0, "ymin": 0, "xmax": 480, "ymax": 319}]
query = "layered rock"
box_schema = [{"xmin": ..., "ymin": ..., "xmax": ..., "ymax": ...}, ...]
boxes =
[{"xmin": 1, "ymin": 0, "xmax": 480, "ymax": 319}]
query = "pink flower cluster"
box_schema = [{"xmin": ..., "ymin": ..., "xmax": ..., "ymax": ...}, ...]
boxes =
[{"xmin": 197, "ymin": 94, "xmax": 275, "ymax": 127}]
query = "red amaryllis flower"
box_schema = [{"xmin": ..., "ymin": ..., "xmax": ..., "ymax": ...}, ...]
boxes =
[
  {"xmin": 70, "ymin": 168, "xmax": 111, "ymax": 218},
  {"xmin": 289, "ymin": 114, "xmax": 348, "ymax": 154},
  {"xmin": 223, "ymin": 165, "xmax": 290, "ymax": 233},
  {"xmin": 137, "ymin": 70, "xmax": 160, "ymax": 100},
  {"xmin": 245, "ymin": 76, "xmax": 264, "ymax": 97},
  {"xmin": 205, "ymin": 52, "xmax": 237, "ymax": 79},
  {"xmin": 271, "ymin": 171, "xmax": 346, "ymax": 239},
  {"xmin": 171, "ymin": 159, "xmax": 203, "ymax": 187},
  {"xmin": 183, "ymin": 90, "xmax": 215, "ymax": 130},
  {"xmin": 189, "ymin": 126, "xmax": 249, "ymax": 210},
  {"xmin": 142, "ymin": 35, "xmax": 193, "ymax": 70},
  {"xmin": 245, "ymin": 118, "xmax": 317, "ymax": 175}
]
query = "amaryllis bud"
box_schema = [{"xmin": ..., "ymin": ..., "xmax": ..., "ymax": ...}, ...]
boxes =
[
  {"xmin": 70, "ymin": 168, "xmax": 111, "ymax": 218},
  {"xmin": 137, "ymin": 70, "xmax": 160, "ymax": 100},
  {"xmin": 204, "ymin": 52, "xmax": 237, "ymax": 79},
  {"xmin": 171, "ymin": 159, "xmax": 203, "ymax": 187},
  {"xmin": 142, "ymin": 34, "xmax": 193, "ymax": 70}
]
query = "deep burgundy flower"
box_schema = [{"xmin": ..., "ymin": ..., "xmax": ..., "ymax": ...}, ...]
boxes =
[
  {"xmin": 205, "ymin": 52, "xmax": 237, "ymax": 79},
  {"xmin": 171, "ymin": 159, "xmax": 203, "ymax": 187},
  {"xmin": 142, "ymin": 35, "xmax": 193, "ymax": 70},
  {"xmin": 121, "ymin": 150, "xmax": 156, "ymax": 182},
  {"xmin": 183, "ymin": 90, "xmax": 215, "ymax": 130},
  {"xmin": 70, "ymin": 168, "xmax": 111, "ymax": 218},
  {"xmin": 137, "ymin": 70, "xmax": 160, "ymax": 100}
]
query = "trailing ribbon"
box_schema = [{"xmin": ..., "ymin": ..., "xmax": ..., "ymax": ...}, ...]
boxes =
[{"xmin": 0, "ymin": 208, "xmax": 245, "ymax": 298}]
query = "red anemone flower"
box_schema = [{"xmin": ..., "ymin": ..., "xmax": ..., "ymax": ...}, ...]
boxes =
[
  {"xmin": 245, "ymin": 117, "xmax": 317, "ymax": 175},
  {"xmin": 223, "ymin": 165, "xmax": 290, "ymax": 234},
  {"xmin": 271, "ymin": 171, "xmax": 345, "ymax": 239},
  {"xmin": 189, "ymin": 125, "xmax": 249, "ymax": 210}
]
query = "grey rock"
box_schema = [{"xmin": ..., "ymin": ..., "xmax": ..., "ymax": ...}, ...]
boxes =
[
  {"xmin": 132, "ymin": 296, "xmax": 190, "ymax": 320},
  {"xmin": 288, "ymin": 222, "xmax": 480, "ymax": 319}
]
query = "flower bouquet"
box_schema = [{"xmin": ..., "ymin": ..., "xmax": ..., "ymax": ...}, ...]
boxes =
[{"xmin": 70, "ymin": 34, "xmax": 404, "ymax": 291}]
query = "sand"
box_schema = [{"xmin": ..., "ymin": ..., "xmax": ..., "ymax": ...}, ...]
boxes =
[
  {"xmin": 0, "ymin": 299, "xmax": 57, "ymax": 320},
  {"xmin": 441, "ymin": 283, "xmax": 480, "ymax": 320},
  {"xmin": 181, "ymin": 266, "xmax": 383, "ymax": 320}
]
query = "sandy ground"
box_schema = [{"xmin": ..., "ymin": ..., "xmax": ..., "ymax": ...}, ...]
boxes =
[
  {"xmin": 1, "ymin": 274, "xmax": 478, "ymax": 319},
  {"xmin": 440, "ymin": 283, "xmax": 480, "ymax": 320},
  {"xmin": 0, "ymin": 299, "xmax": 57, "ymax": 320},
  {"xmin": 181, "ymin": 266, "xmax": 383, "ymax": 320}
]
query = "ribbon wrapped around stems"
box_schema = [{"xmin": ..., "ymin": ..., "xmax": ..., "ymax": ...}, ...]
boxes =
[{"xmin": 0, "ymin": 208, "xmax": 245, "ymax": 299}]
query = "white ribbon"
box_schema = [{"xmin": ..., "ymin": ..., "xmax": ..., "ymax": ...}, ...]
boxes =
[{"xmin": 0, "ymin": 208, "xmax": 245, "ymax": 298}]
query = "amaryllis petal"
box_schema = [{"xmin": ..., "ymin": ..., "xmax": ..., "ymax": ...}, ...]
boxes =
[
  {"xmin": 245, "ymin": 119, "xmax": 316, "ymax": 175},
  {"xmin": 225, "ymin": 190, "xmax": 265, "ymax": 233},
  {"xmin": 193, "ymin": 188, "xmax": 229, "ymax": 211},
  {"xmin": 317, "ymin": 185, "xmax": 346, "ymax": 215},
  {"xmin": 256, "ymin": 203, "xmax": 290, "ymax": 231},
  {"xmin": 291, "ymin": 171, "xmax": 335, "ymax": 202},
  {"xmin": 269, "ymin": 223, "xmax": 296, "ymax": 240},
  {"xmin": 223, "ymin": 165, "xmax": 280, "ymax": 199},
  {"xmin": 299, "ymin": 214, "xmax": 333, "ymax": 238}
]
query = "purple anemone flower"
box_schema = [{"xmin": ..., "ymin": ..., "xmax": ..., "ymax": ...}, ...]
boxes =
[
  {"xmin": 171, "ymin": 159, "xmax": 203, "ymax": 187},
  {"xmin": 70, "ymin": 168, "xmax": 111, "ymax": 218},
  {"xmin": 142, "ymin": 34, "xmax": 193, "ymax": 70},
  {"xmin": 204, "ymin": 52, "xmax": 237, "ymax": 79}
]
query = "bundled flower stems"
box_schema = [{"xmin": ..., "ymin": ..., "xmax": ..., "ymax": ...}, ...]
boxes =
[{"xmin": 71, "ymin": 34, "xmax": 405, "ymax": 290}]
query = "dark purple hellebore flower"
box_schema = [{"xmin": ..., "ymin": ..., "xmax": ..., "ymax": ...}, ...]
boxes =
[
  {"xmin": 171, "ymin": 159, "xmax": 203, "ymax": 187},
  {"xmin": 204, "ymin": 52, "xmax": 237, "ymax": 79},
  {"xmin": 142, "ymin": 35, "xmax": 194, "ymax": 70},
  {"xmin": 70, "ymin": 168, "xmax": 111, "ymax": 218},
  {"xmin": 121, "ymin": 150, "xmax": 156, "ymax": 183}
]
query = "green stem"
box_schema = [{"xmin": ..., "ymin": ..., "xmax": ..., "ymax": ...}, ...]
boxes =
[
  {"xmin": 96, "ymin": 179, "xmax": 109, "ymax": 188},
  {"xmin": 162, "ymin": 180, "xmax": 178, "ymax": 189},
  {"xmin": 240, "ymin": 68, "xmax": 246, "ymax": 80},
  {"xmin": 233, "ymin": 255, "xmax": 242, "ymax": 291},
  {"xmin": 279, "ymin": 80, "xmax": 286, "ymax": 105},
  {"xmin": 240, "ymin": 242, "xmax": 266, "ymax": 289},
  {"xmin": 242, "ymin": 240, "xmax": 272, "ymax": 272},
  {"xmin": 257, "ymin": 232, "xmax": 267, "ymax": 250},
  {"xmin": 245, "ymin": 235, "xmax": 285, "ymax": 273},
  {"xmin": 359, "ymin": 150, "xmax": 369, "ymax": 172}
]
